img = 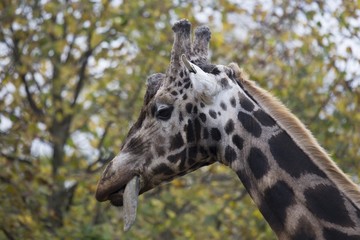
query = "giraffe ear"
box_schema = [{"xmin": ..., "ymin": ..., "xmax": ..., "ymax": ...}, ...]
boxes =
[{"xmin": 181, "ymin": 54, "xmax": 220, "ymax": 100}]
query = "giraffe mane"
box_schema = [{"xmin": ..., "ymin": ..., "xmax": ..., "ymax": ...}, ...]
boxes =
[{"xmin": 228, "ymin": 62, "xmax": 360, "ymax": 208}]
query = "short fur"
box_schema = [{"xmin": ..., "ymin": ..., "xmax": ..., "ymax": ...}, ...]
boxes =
[{"xmin": 228, "ymin": 62, "xmax": 360, "ymax": 208}]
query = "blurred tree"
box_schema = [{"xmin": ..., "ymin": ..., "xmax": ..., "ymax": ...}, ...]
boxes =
[{"xmin": 0, "ymin": 0, "xmax": 359, "ymax": 239}]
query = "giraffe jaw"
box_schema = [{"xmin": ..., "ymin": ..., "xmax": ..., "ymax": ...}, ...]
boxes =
[
  {"xmin": 95, "ymin": 153, "xmax": 144, "ymax": 205},
  {"xmin": 96, "ymin": 172, "xmax": 153, "ymax": 207}
]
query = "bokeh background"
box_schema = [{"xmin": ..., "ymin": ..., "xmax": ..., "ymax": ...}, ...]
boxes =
[{"xmin": 1, "ymin": 0, "xmax": 360, "ymax": 239}]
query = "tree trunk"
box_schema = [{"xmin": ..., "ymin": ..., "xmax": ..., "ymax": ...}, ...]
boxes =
[{"xmin": 48, "ymin": 115, "xmax": 72, "ymax": 227}]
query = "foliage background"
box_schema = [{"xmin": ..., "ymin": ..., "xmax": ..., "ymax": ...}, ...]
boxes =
[{"xmin": 1, "ymin": 0, "xmax": 360, "ymax": 239}]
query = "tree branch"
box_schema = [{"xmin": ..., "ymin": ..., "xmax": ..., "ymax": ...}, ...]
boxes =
[
  {"xmin": 0, "ymin": 152, "xmax": 33, "ymax": 165},
  {"xmin": 71, "ymin": 33, "xmax": 93, "ymax": 107},
  {"xmin": 1, "ymin": 227, "xmax": 15, "ymax": 240},
  {"xmin": 86, "ymin": 121, "xmax": 114, "ymax": 173},
  {"xmin": 20, "ymin": 73, "xmax": 44, "ymax": 116},
  {"xmin": 63, "ymin": 33, "xmax": 77, "ymax": 63},
  {"xmin": 8, "ymin": 24, "xmax": 44, "ymax": 117}
]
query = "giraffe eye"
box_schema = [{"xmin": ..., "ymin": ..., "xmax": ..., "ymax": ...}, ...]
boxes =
[{"xmin": 155, "ymin": 104, "xmax": 174, "ymax": 121}]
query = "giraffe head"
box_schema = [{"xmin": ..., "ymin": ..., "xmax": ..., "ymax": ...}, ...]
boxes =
[{"xmin": 95, "ymin": 19, "xmax": 244, "ymax": 206}]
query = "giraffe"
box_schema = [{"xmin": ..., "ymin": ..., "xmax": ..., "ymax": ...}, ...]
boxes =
[{"xmin": 95, "ymin": 19, "xmax": 360, "ymax": 239}]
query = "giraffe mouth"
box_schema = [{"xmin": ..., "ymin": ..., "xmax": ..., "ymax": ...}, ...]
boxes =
[
  {"xmin": 105, "ymin": 175, "xmax": 150, "ymax": 207},
  {"xmin": 95, "ymin": 158, "xmax": 145, "ymax": 205},
  {"xmin": 108, "ymin": 186, "xmax": 126, "ymax": 206}
]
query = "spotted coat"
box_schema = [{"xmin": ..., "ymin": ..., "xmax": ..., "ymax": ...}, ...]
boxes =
[{"xmin": 96, "ymin": 19, "xmax": 360, "ymax": 239}]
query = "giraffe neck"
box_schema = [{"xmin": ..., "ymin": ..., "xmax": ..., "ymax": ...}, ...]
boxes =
[
  {"xmin": 213, "ymin": 76, "xmax": 360, "ymax": 239},
  {"xmin": 230, "ymin": 124, "xmax": 360, "ymax": 239},
  {"xmin": 202, "ymin": 72, "xmax": 360, "ymax": 239}
]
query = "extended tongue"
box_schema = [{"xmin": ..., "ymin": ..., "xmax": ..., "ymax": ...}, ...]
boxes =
[{"xmin": 123, "ymin": 176, "xmax": 140, "ymax": 231}]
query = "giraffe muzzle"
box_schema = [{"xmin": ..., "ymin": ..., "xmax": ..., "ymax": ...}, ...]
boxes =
[{"xmin": 95, "ymin": 153, "xmax": 142, "ymax": 204}]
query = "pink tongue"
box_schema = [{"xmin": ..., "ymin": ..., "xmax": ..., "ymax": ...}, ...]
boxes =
[{"xmin": 123, "ymin": 176, "xmax": 140, "ymax": 231}]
